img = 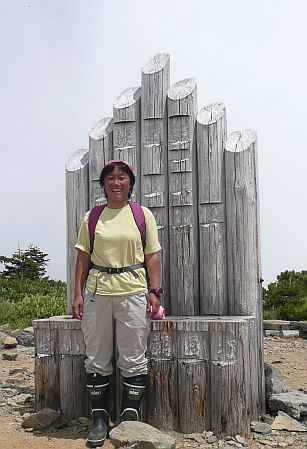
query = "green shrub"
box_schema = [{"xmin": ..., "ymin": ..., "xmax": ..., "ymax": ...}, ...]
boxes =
[
  {"xmin": 0, "ymin": 276, "xmax": 67, "ymax": 329},
  {"xmin": 2, "ymin": 294, "xmax": 67, "ymax": 329},
  {"xmin": 263, "ymin": 308, "xmax": 280, "ymax": 320},
  {"xmin": 0, "ymin": 277, "xmax": 66, "ymax": 302},
  {"xmin": 263, "ymin": 270, "xmax": 307, "ymax": 321}
]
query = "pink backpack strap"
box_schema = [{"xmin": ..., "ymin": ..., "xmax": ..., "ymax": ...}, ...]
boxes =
[
  {"xmin": 128, "ymin": 202, "xmax": 146, "ymax": 249},
  {"xmin": 88, "ymin": 205, "xmax": 106, "ymax": 254}
]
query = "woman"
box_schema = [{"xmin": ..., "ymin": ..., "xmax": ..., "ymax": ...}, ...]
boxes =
[{"xmin": 72, "ymin": 160, "xmax": 161, "ymax": 448}]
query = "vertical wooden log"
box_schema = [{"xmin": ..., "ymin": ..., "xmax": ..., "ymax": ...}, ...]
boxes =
[
  {"xmin": 209, "ymin": 318, "xmax": 251, "ymax": 437},
  {"xmin": 89, "ymin": 117, "xmax": 113, "ymax": 208},
  {"xmin": 225, "ymin": 130, "xmax": 262, "ymax": 317},
  {"xmin": 176, "ymin": 319, "xmax": 210, "ymax": 432},
  {"xmin": 197, "ymin": 103, "xmax": 228, "ymax": 315},
  {"xmin": 55, "ymin": 317, "xmax": 88, "ymax": 419},
  {"xmin": 141, "ymin": 53, "xmax": 170, "ymax": 312},
  {"xmin": 168, "ymin": 79, "xmax": 199, "ymax": 315},
  {"xmin": 65, "ymin": 149, "xmax": 89, "ymax": 313},
  {"xmin": 33, "ymin": 319, "xmax": 59, "ymax": 412},
  {"xmin": 147, "ymin": 321, "xmax": 178, "ymax": 430},
  {"xmin": 113, "ymin": 87, "xmax": 141, "ymax": 202},
  {"xmin": 225, "ymin": 129, "xmax": 265, "ymax": 415}
]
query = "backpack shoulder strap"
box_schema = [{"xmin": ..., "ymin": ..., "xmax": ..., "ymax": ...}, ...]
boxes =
[
  {"xmin": 128, "ymin": 202, "xmax": 146, "ymax": 249},
  {"xmin": 88, "ymin": 205, "xmax": 106, "ymax": 254}
]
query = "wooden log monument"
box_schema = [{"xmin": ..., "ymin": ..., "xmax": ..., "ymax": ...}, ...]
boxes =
[{"xmin": 34, "ymin": 53, "xmax": 265, "ymax": 437}]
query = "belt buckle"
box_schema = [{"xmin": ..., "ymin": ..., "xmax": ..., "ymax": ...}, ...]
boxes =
[
  {"xmin": 107, "ymin": 267, "xmax": 112, "ymax": 274},
  {"xmin": 116, "ymin": 267, "xmax": 121, "ymax": 274}
]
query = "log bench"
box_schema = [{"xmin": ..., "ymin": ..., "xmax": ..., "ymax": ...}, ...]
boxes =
[{"xmin": 34, "ymin": 314, "xmax": 263, "ymax": 437}]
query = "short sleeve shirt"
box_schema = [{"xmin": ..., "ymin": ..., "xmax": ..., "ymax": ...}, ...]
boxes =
[{"xmin": 75, "ymin": 205, "xmax": 161, "ymax": 296}]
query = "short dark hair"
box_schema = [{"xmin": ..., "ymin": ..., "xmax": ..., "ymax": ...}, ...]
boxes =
[{"xmin": 99, "ymin": 161, "xmax": 135, "ymax": 199}]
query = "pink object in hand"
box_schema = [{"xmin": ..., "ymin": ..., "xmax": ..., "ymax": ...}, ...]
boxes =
[{"xmin": 150, "ymin": 305, "xmax": 165, "ymax": 320}]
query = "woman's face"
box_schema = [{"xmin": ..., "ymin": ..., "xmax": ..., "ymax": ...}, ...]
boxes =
[{"xmin": 103, "ymin": 166, "xmax": 131, "ymax": 206}]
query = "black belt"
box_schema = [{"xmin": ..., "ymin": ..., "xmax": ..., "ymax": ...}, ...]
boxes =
[{"xmin": 90, "ymin": 263, "xmax": 144, "ymax": 279}]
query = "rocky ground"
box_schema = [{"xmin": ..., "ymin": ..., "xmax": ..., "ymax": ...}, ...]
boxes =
[{"xmin": 0, "ymin": 332, "xmax": 307, "ymax": 449}]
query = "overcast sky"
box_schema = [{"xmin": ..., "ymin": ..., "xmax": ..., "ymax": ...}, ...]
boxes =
[{"xmin": 1, "ymin": 0, "xmax": 306, "ymax": 286}]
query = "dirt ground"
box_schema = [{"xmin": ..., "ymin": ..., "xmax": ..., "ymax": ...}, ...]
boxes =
[{"xmin": 0, "ymin": 336, "xmax": 307, "ymax": 449}]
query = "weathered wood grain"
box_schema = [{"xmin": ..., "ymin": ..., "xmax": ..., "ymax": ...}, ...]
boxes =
[
  {"xmin": 33, "ymin": 319, "xmax": 59, "ymax": 412},
  {"xmin": 34, "ymin": 317, "xmax": 89, "ymax": 419},
  {"xmin": 168, "ymin": 78, "xmax": 199, "ymax": 315},
  {"xmin": 225, "ymin": 132, "xmax": 265, "ymax": 419},
  {"xmin": 147, "ymin": 359, "xmax": 178, "ymax": 431},
  {"xmin": 34, "ymin": 315, "xmax": 261, "ymax": 436},
  {"xmin": 113, "ymin": 87, "xmax": 141, "ymax": 202},
  {"xmin": 56, "ymin": 318, "xmax": 88, "ymax": 419},
  {"xmin": 178, "ymin": 359, "xmax": 208, "ymax": 433},
  {"xmin": 209, "ymin": 319, "xmax": 250, "ymax": 436},
  {"xmin": 65, "ymin": 149, "xmax": 89, "ymax": 313},
  {"xmin": 225, "ymin": 130, "xmax": 262, "ymax": 317},
  {"xmin": 141, "ymin": 53, "xmax": 170, "ymax": 119},
  {"xmin": 141, "ymin": 53, "xmax": 170, "ymax": 311},
  {"xmin": 197, "ymin": 103, "xmax": 227, "ymax": 315},
  {"xmin": 89, "ymin": 117, "xmax": 113, "ymax": 207}
]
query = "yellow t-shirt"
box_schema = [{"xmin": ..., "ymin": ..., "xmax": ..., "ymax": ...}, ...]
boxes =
[{"xmin": 75, "ymin": 205, "xmax": 161, "ymax": 296}]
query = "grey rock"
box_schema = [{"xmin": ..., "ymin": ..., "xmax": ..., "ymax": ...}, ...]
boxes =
[
  {"xmin": 11, "ymin": 393, "xmax": 32, "ymax": 405},
  {"xmin": 204, "ymin": 431, "xmax": 214, "ymax": 438},
  {"xmin": 265, "ymin": 363, "xmax": 290, "ymax": 402},
  {"xmin": 250, "ymin": 421, "xmax": 272, "ymax": 434},
  {"xmin": 184, "ymin": 434, "xmax": 204, "ymax": 443},
  {"xmin": 289, "ymin": 321, "xmax": 300, "ymax": 330},
  {"xmin": 2, "ymin": 351, "xmax": 18, "ymax": 361},
  {"xmin": 234, "ymin": 435, "xmax": 245, "ymax": 444},
  {"xmin": 263, "ymin": 320, "xmax": 291, "ymax": 331},
  {"xmin": 0, "ymin": 324, "xmax": 11, "ymax": 333},
  {"xmin": 0, "ymin": 330, "xmax": 9, "ymax": 345},
  {"xmin": 9, "ymin": 367, "xmax": 28, "ymax": 375},
  {"xmin": 269, "ymin": 392, "xmax": 307, "ymax": 419},
  {"xmin": 17, "ymin": 327, "xmax": 34, "ymax": 347},
  {"xmin": 257, "ymin": 439, "xmax": 276, "ymax": 447},
  {"xmin": 2, "ymin": 388, "xmax": 19, "ymax": 397},
  {"xmin": 261, "ymin": 414, "xmax": 274, "ymax": 425},
  {"xmin": 3, "ymin": 336, "xmax": 18, "ymax": 349},
  {"xmin": 280, "ymin": 330, "xmax": 300, "ymax": 338},
  {"xmin": 207, "ymin": 435, "xmax": 218, "ymax": 443},
  {"xmin": 78, "ymin": 416, "xmax": 91, "ymax": 426},
  {"xmin": 10, "ymin": 329, "xmax": 22, "ymax": 339},
  {"xmin": 271, "ymin": 411, "xmax": 307, "ymax": 432},
  {"xmin": 264, "ymin": 330, "xmax": 281, "ymax": 337},
  {"xmin": 22, "ymin": 407, "xmax": 61, "ymax": 430},
  {"xmin": 109, "ymin": 421, "xmax": 176, "ymax": 449},
  {"xmin": 298, "ymin": 321, "xmax": 307, "ymax": 331}
]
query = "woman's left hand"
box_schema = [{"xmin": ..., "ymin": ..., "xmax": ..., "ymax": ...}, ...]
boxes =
[{"xmin": 148, "ymin": 292, "xmax": 161, "ymax": 318}]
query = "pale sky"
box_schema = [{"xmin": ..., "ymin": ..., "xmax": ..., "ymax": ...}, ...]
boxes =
[{"xmin": 1, "ymin": 0, "xmax": 306, "ymax": 286}]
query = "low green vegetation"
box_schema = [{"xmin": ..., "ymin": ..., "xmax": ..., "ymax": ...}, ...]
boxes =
[
  {"xmin": 0, "ymin": 245, "xmax": 66, "ymax": 330},
  {"xmin": 263, "ymin": 270, "xmax": 307, "ymax": 321}
]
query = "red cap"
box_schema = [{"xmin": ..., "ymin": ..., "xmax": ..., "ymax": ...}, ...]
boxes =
[{"xmin": 102, "ymin": 159, "xmax": 134, "ymax": 172}]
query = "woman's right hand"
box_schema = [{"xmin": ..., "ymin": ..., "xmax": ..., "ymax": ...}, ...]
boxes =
[{"xmin": 72, "ymin": 294, "xmax": 84, "ymax": 320}]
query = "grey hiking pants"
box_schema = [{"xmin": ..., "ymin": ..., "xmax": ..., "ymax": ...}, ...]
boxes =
[{"xmin": 81, "ymin": 289, "xmax": 150, "ymax": 377}]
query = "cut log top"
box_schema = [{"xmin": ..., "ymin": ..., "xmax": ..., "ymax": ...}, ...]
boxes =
[
  {"xmin": 113, "ymin": 87, "xmax": 141, "ymax": 122},
  {"xmin": 225, "ymin": 129, "xmax": 257, "ymax": 153},
  {"xmin": 65, "ymin": 148, "xmax": 88, "ymax": 171},
  {"xmin": 197, "ymin": 102, "xmax": 226, "ymax": 125},
  {"xmin": 113, "ymin": 87, "xmax": 141, "ymax": 109},
  {"xmin": 168, "ymin": 78, "xmax": 197, "ymax": 117},
  {"xmin": 89, "ymin": 117, "xmax": 113, "ymax": 140},
  {"xmin": 168, "ymin": 78, "xmax": 197, "ymax": 100},
  {"xmin": 142, "ymin": 52, "xmax": 170, "ymax": 75}
]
